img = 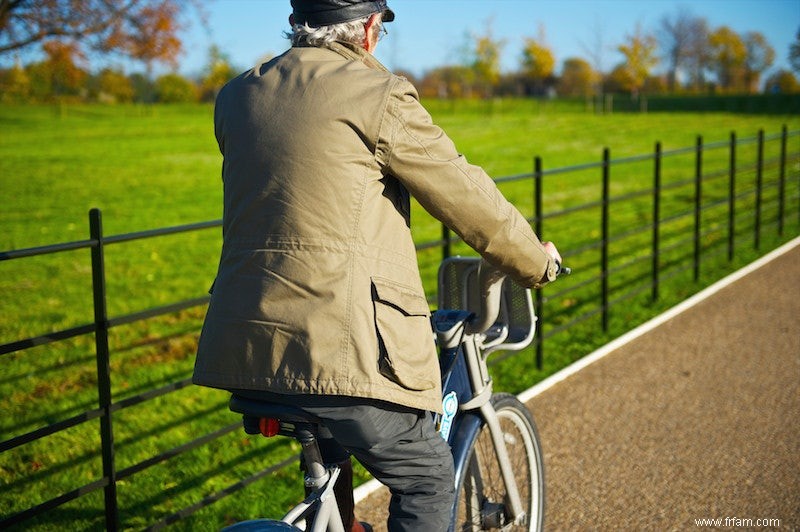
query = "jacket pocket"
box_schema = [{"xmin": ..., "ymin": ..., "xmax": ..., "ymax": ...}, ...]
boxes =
[{"xmin": 371, "ymin": 277, "xmax": 436, "ymax": 391}]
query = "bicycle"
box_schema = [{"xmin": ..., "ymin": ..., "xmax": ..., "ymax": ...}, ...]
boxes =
[{"xmin": 223, "ymin": 256, "xmax": 564, "ymax": 531}]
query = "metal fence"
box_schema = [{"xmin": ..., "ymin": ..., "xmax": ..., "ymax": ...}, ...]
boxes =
[{"xmin": 1, "ymin": 126, "xmax": 798, "ymax": 529}]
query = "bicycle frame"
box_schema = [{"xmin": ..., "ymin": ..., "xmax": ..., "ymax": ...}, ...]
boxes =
[
  {"xmin": 283, "ymin": 466, "xmax": 344, "ymax": 532},
  {"xmin": 434, "ymin": 256, "xmax": 538, "ymax": 527},
  {"xmin": 436, "ymin": 314, "xmax": 527, "ymax": 527},
  {"xmin": 224, "ymin": 397, "xmax": 346, "ymax": 532}
]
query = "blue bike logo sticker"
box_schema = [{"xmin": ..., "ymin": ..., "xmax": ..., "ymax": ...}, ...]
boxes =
[{"xmin": 439, "ymin": 391, "xmax": 458, "ymax": 441}]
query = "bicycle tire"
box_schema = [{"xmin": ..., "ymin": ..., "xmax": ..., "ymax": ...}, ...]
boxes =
[{"xmin": 453, "ymin": 393, "xmax": 545, "ymax": 531}]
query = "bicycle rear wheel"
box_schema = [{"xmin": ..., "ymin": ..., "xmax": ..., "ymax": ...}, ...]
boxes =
[{"xmin": 454, "ymin": 393, "xmax": 545, "ymax": 531}]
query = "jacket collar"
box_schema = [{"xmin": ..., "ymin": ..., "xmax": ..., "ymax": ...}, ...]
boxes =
[{"xmin": 296, "ymin": 40, "xmax": 389, "ymax": 72}]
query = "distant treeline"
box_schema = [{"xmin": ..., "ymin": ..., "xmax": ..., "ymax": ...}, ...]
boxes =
[
  {"xmin": 2, "ymin": 5, "xmax": 799, "ymax": 105},
  {"xmin": 588, "ymin": 93, "xmax": 800, "ymax": 115}
]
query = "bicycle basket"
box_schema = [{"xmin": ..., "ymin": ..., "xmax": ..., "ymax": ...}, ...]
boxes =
[{"xmin": 437, "ymin": 257, "xmax": 536, "ymax": 353}]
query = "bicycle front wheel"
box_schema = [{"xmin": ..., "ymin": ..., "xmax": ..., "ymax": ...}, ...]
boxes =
[
  {"xmin": 454, "ymin": 393, "xmax": 545, "ymax": 531},
  {"xmin": 222, "ymin": 519, "xmax": 301, "ymax": 531}
]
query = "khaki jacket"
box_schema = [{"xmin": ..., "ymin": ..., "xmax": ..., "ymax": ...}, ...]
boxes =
[{"xmin": 193, "ymin": 42, "xmax": 556, "ymax": 413}]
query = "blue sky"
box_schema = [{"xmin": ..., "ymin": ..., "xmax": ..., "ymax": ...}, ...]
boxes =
[{"xmin": 178, "ymin": 0, "xmax": 799, "ymax": 79}]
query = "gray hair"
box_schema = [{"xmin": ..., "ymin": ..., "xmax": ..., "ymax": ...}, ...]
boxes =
[{"xmin": 287, "ymin": 14, "xmax": 382, "ymax": 47}]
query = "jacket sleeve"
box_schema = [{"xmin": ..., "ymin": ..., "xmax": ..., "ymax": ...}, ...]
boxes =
[{"xmin": 375, "ymin": 78, "xmax": 557, "ymax": 288}]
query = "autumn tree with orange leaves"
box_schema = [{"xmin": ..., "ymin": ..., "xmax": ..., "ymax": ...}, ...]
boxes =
[{"xmin": 0, "ymin": 0, "xmax": 192, "ymax": 71}]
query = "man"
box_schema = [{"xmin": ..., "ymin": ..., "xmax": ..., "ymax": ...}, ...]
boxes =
[{"xmin": 193, "ymin": 1, "xmax": 562, "ymax": 530}]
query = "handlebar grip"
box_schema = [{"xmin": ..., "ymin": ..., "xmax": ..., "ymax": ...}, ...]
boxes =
[{"xmin": 555, "ymin": 260, "xmax": 571, "ymax": 276}]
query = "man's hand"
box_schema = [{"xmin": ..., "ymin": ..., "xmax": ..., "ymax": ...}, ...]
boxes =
[{"xmin": 542, "ymin": 241, "xmax": 562, "ymax": 267}]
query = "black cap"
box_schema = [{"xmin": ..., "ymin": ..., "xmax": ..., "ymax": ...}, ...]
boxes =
[{"xmin": 291, "ymin": 0, "xmax": 395, "ymax": 27}]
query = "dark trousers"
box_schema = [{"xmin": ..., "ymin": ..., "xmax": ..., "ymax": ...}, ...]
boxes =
[{"xmin": 231, "ymin": 390, "xmax": 455, "ymax": 532}]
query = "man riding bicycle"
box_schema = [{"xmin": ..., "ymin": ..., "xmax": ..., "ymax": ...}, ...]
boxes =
[{"xmin": 193, "ymin": 1, "xmax": 561, "ymax": 530}]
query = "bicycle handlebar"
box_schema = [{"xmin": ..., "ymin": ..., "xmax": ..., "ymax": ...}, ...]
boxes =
[
  {"xmin": 464, "ymin": 259, "xmax": 570, "ymax": 335},
  {"xmin": 464, "ymin": 261, "xmax": 506, "ymax": 334}
]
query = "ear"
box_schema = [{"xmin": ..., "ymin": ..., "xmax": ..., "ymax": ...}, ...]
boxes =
[
  {"xmin": 363, "ymin": 13, "xmax": 380, "ymax": 52},
  {"xmin": 289, "ymin": 14, "xmax": 295, "ymax": 25}
]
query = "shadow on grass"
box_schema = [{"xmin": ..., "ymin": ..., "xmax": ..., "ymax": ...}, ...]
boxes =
[
  {"xmin": 2, "ymin": 397, "xmax": 229, "ymax": 493},
  {"xmin": 120, "ymin": 435, "xmax": 297, "ymax": 525}
]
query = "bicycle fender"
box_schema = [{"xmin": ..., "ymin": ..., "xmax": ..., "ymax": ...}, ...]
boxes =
[
  {"xmin": 446, "ymin": 411, "xmax": 483, "ymax": 532},
  {"xmin": 447, "ymin": 411, "xmax": 483, "ymax": 488}
]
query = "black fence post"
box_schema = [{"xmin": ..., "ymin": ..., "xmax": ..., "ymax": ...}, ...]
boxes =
[
  {"xmin": 755, "ymin": 129, "xmax": 764, "ymax": 250},
  {"xmin": 694, "ymin": 136, "xmax": 702, "ymax": 282},
  {"xmin": 601, "ymin": 148, "xmax": 610, "ymax": 332},
  {"xmin": 652, "ymin": 141, "xmax": 661, "ymax": 302},
  {"xmin": 89, "ymin": 208, "xmax": 119, "ymax": 532},
  {"xmin": 728, "ymin": 131, "xmax": 736, "ymax": 262},
  {"xmin": 533, "ymin": 156, "xmax": 544, "ymax": 370},
  {"xmin": 778, "ymin": 124, "xmax": 787, "ymax": 236}
]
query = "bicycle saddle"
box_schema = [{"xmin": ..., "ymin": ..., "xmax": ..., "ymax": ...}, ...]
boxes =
[{"xmin": 229, "ymin": 395, "xmax": 323, "ymax": 436}]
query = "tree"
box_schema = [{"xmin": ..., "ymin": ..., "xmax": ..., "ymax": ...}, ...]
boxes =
[
  {"xmin": 604, "ymin": 63, "xmax": 630, "ymax": 94},
  {"xmin": 685, "ymin": 17, "xmax": 711, "ymax": 92},
  {"xmin": 742, "ymin": 32, "xmax": 775, "ymax": 93},
  {"xmin": 763, "ymin": 69, "xmax": 799, "ymax": 93},
  {"xmin": 579, "ymin": 18, "xmax": 608, "ymax": 98},
  {"xmin": 469, "ymin": 19, "xmax": 505, "ymax": 97},
  {"xmin": 617, "ymin": 23, "xmax": 659, "ymax": 96},
  {"xmin": 199, "ymin": 45, "xmax": 238, "ymax": 102},
  {"xmin": 28, "ymin": 40, "xmax": 88, "ymax": 99},
  {"xmin": 419, "ymin": 65, "xmax": 475, "ymax": 99},
  {"xmin": 154, "ymin": 72, "xmax": 196, "ymax": 103},
  {"xmin": 708, "ymin": 26, "xmax": 747, "ymax": 92},
  {"xmin": 558, "ymin": 57, "xmax": 596, "ymax": 97},
  {"xmin": 520, "ymin": 26, "xmax": 555, "ymax": 96},
  {"xmin": 129, "ymin": 72, "xmax": 155, "ymax": 102},
  {"xmin": 643, "ymin": 74, "xmax": 668, "ymax": 94},
  {"xmin": 109, "ymin": 2, "xmax": 183, "ymax": 72},
  {"xmin": 791, "ymin": 28, "xmax": 800, "ymax": 73},
  {"xmin": 0, "ymin": 63, "xmax": 31, "ymax": 101},
  {"xmin": 0, "ymin": 0, "xmax": 194, "ymax": 69},
  {"xmin": 96, "ymin": 68, "xmax": 134, "ymax": 103},
  {"xmin": 658, "ymin": 7, "xmax": 701, "ymax": 91}
]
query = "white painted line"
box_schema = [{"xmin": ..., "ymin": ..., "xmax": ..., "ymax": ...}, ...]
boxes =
[
  {"xmin": 356, "ymin": 235, "xmax": 800, "ymax": 504},
  {"xmin": 518, "ymin": 235, "xmax": 800, "ymax": 403}
]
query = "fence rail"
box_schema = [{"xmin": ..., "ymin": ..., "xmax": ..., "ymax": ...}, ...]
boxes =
[{"xmin": 1, "ymin": 126, "xmax": 798, "ymax": 529}]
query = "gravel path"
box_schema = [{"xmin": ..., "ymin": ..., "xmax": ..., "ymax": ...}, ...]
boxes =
[{"xmin": 356, "ymin": 242, "xmax": 800, "ymax": 530}]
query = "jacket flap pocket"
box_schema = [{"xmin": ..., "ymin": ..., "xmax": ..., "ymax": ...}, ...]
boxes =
[
  {"xmin": 371, "ymin": 277, "xmax": 430, "ymax": 316},
  {"xmin": 371, "ymin": 277, "xmax": 436, "ymax": 392}
]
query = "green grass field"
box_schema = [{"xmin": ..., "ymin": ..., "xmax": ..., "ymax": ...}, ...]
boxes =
[{"xmin": 1, "ymin": 101, "xmax": 798, "ymax": 530}]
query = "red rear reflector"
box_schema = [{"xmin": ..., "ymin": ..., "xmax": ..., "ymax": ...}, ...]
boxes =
[{"xmin": 259, "ymin": 417, "xmax": 280, "ymax": 437}]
